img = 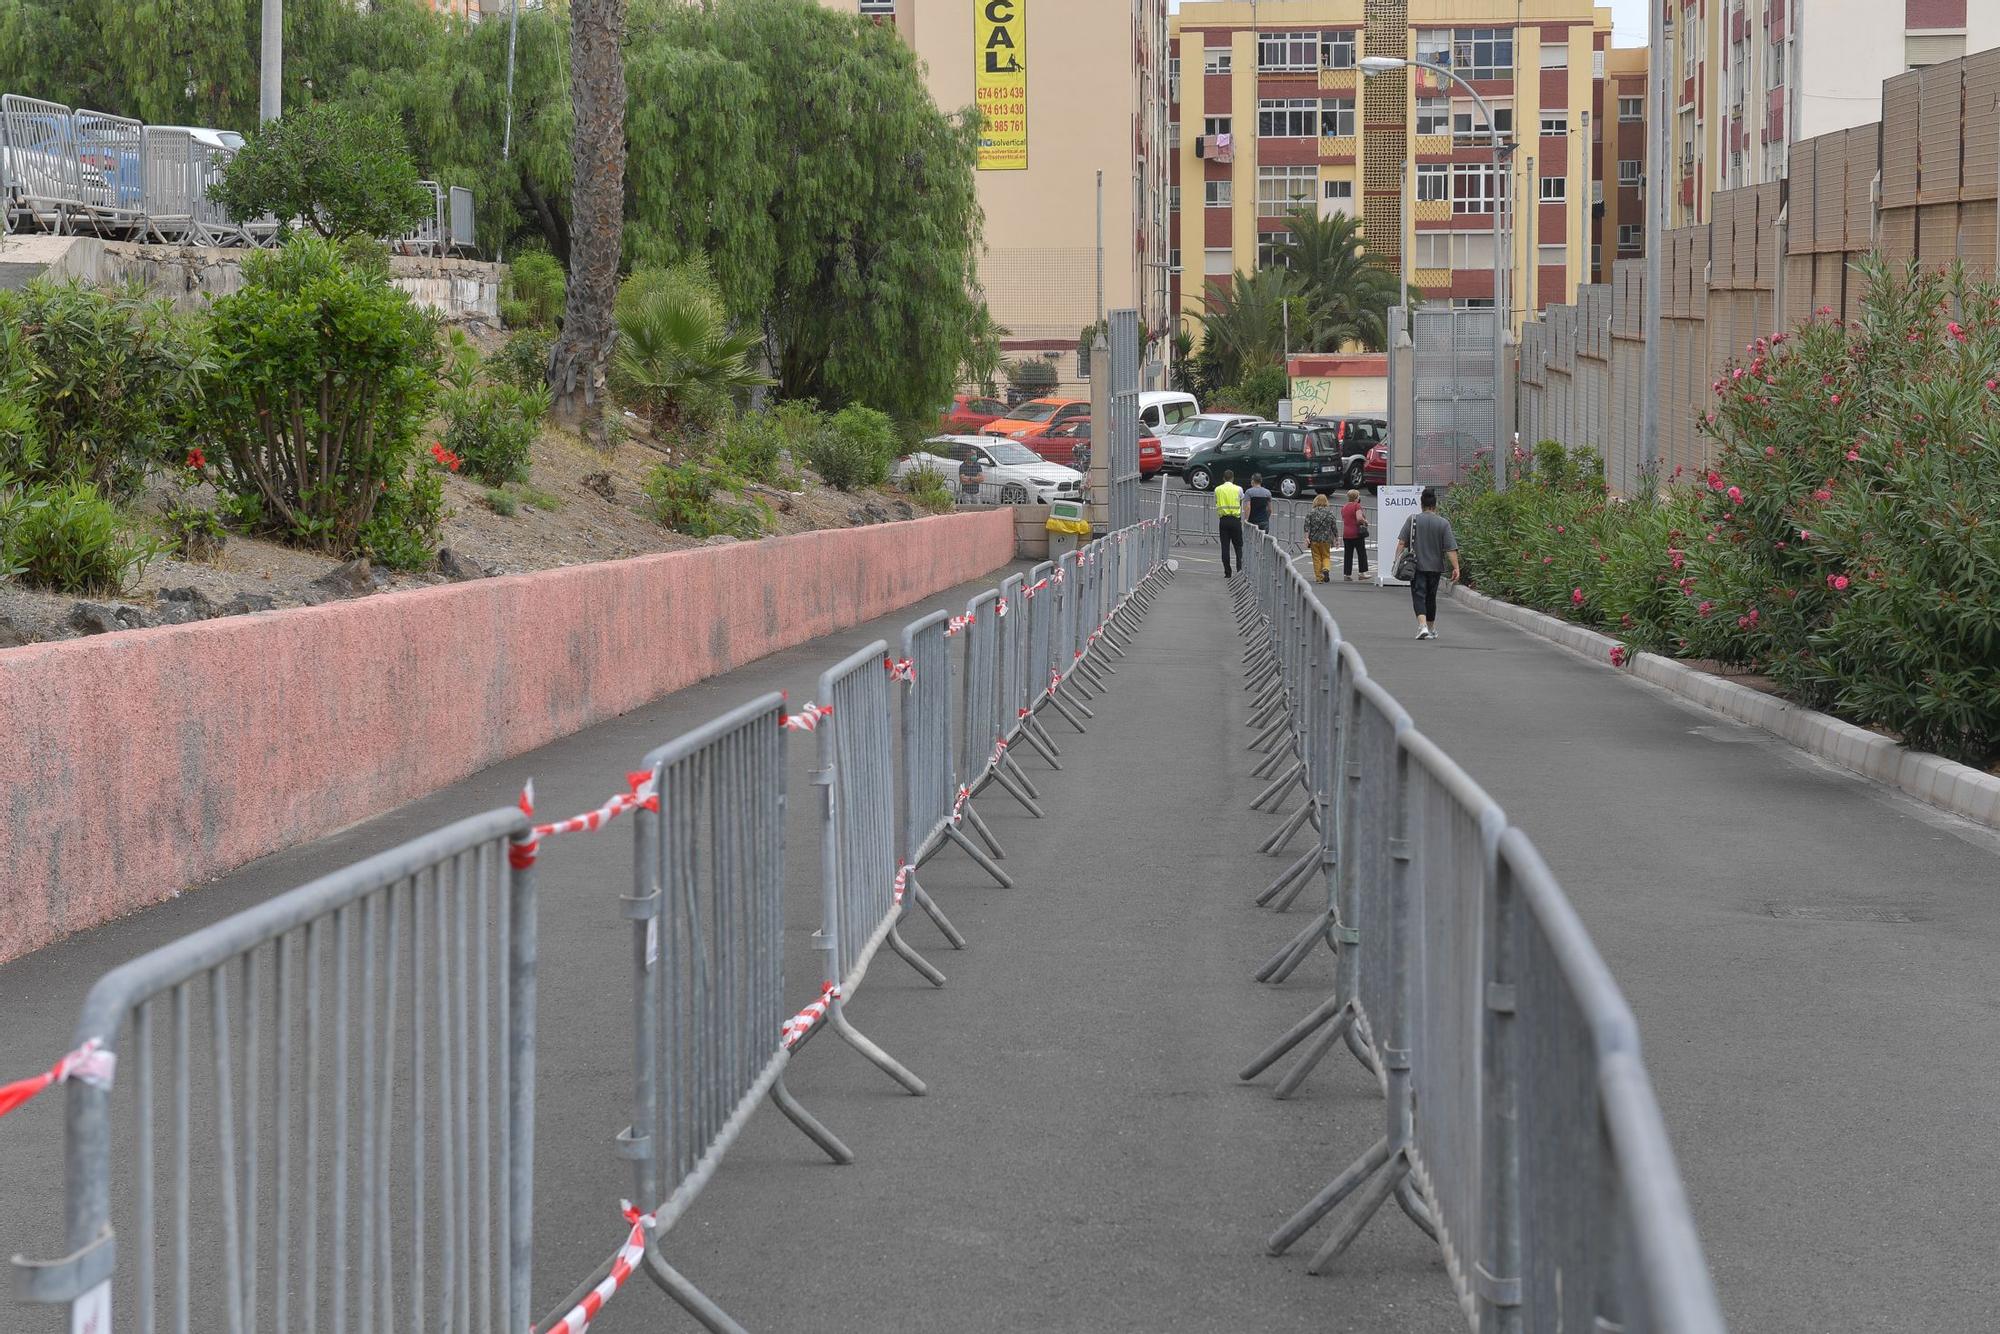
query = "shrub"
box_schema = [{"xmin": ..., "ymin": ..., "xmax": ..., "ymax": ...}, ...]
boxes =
[
  {"xmin": 1003, "ymin": 356, "xmax": 1059, "ymax": 401},
  {"xmin": 0, "ymin": 280, "xmax": 207, "ymax": 498},
  {"xmin": 483, "ymin": 488, "xmax": 519, "ymax": 517},
  {"xmin": 610, "ymin": 260, "xmax": 769, "ymax": 437},
  {"xmin": 440, "ymin": 334, "xmax": 550, "ymax": 486},
  {"xmin": 211, "ymin": 102, "xmax": 433, "ymax": 242},
  {"xmin": 501, "ymin": 251, "xmax": 567, "ymax": 330},
  {"xmin": 163, "ymin": 500, "xmax": 229, "ymax": 561},
  {"xmin": 803, "ymin": 405, "xmax": 898, "ymax": 491},
  {"xmin": 4, "ymin": 479, "xmax": 156, "ymax": 594},
  {"xmin": 361, "ymin": 466, "xmax": 448, "ymax": 572},
  {"xmin": 643, "ymin": 460, "xmax": 765, "ymax": 539},
  {"xmin": 1212, "ymin": 364, "xmax": 1288, "ymax": 421},
  {"xmin": 714, "ymin": 401, "xmax": 821, "ymax": 485},
  {"xmin": 199, "ymin": 235, "xmax": 443, "ymax": 560},
  {"xmin": 489, "ymin": 329, "xmax": 554, "ymax": 394},
  {"xmin": 899, "ymin": 467, "xmax": 955, "ymax": 515}
]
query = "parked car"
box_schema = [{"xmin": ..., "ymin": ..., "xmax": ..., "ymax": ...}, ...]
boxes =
[
  {"xmin": 1181, "ymin": 422, "xmax": 1346, "ymax": 498},
  {"xmin": 150, "ymin": 126, "xmax": 247, "ymax": 153},
  {"xmin": 895, "ymin": 435, "xmax": 1083, "ymax": 504},
  {"xmin": 1020, "ymin": 419, "xmax": 1162, "ymax": 479},
  {"xmin": 1355, "ymin": 430, "xmax": 1489, "ymax": 488},
  {"xmin": 1157, "ymin": 412, "xmax": 1265, "ymax": 474},
  {"xmin": 982, "ymin": 396, "xmax": 1090, "ymax": 441},
  {"xmin": 1305, "ymin": 414, "xmax": 1389, "ymax": 489},
  {"xmin": 940, "ymin": 393, "xmax": 1010, "ymax": 433},
  {"xmin": 1137, "ymin": 390, "xmax": 1200, "ymax": 436}
]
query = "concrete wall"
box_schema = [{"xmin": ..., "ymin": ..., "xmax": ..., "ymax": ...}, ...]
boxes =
[
  {"xmin": 0, "ymin": 511, "xmax": 1016, "ymax": 963},
  {"xmin": 0, "ymin": 234, "xmax": 503, "ymax": 322}
]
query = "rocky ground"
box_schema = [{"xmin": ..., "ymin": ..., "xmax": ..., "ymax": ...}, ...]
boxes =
[{"xmin": 0, "ymin": 422, "xmax": 935, "ymax": 648}]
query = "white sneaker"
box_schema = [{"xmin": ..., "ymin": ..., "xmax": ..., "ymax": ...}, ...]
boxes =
[
  {"xmin": 1415, "ymin": 627, "xmax": 1431, "ymax": 640},
  {"xmin": 1427, "ymin": 628, "xmax": 1439, "ymax": 641}
]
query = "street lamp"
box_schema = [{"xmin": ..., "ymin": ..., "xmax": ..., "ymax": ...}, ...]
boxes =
[{"xmin": 1360, "ymin": 54, "xmax": 1516, "ymax": 491}]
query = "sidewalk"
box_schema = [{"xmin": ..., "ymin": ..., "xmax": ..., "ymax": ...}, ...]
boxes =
[
  {"xmin": 0, "ymin": 561, "xmax": 1461, "ymax": 1332},
  {"xmin": 1281, "ymin": 558, "xmax": 2000, "ymax": 1333}
]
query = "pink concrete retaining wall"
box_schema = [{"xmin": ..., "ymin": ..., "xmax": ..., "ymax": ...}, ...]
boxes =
[{"xmin": 0, "ymin": 511, "xmax": 1016, "ymax": 963}]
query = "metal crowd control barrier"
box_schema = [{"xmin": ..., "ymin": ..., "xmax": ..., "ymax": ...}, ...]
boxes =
[
  {"xmin": 13, "ymin": 808, "xmax": 540, "ymax": 1332},
  {"xmin": 903, "ymin": 608, "xmax": 1006, "ymax": 896},
  {"xmin": 958, "ymin": 585, "xmax": 1045, "ymax": 823},
  {"xmin": 609, "ymin": 693, "xmax": 850, "ymax": 1334},
  {"xmin": 1229, "ymin": 524, "xmax": 1726, "ymax": 1331}
]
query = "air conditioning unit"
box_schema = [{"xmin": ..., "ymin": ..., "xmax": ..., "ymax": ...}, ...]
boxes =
[{"xmin": 1195, "ymin": 136, "xmax": 1207, "ymax": 159}]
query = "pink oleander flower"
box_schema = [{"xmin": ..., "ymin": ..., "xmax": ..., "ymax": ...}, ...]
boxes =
[
  {"xmin": 1706, "ymin": 471, "xmax": 1724, "ymax": 491},
  {"xmin": 1609, "ymin": 646, "xmax": 1628, "ymax": 668},
  {"xmin": 1949, "ymin": 321, "xmax": 1967, "ymax": 341},
  {"xmin": 1830, "ymin": 394, "xmax": 1842, "ymax": 405},
  {"xmin": 1846, "ymin": 448, "xmax": 1861, "ymax": 462},
  {"xmin": 1764, "ymin": 446, "xmax": 1776, "ymax": 458},
  {"xmin": 1799, "ymin": 528, "xmax": 1812, "ymax": 540},
  {"xmin": 1727, "ymin": 486, "xmax": 1742, "ymax": 504},
  {"xmin": 1698, "ymin": 600, "xmax": 1714, "ymax": 616},
  {"xmin": 1813, "ymin": 488, "xmax": 1832, "ymax": 502},
  {"xmin": 1571, "ymin": 588, "xmax": 1585, "ymax": 606},
  {"xmin": 1543, "ymin": 556, "xmax": 1554, "ymax": 565},
  {"xmin": 1828, "ymin": 573, "xmax": 1850, "ymax": 590}
]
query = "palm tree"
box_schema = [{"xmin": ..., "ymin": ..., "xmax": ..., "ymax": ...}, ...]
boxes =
[
  {"xmin": 548, "ymin": 0, "xmax": 628, "ymax": 441},
  {"xmin": 610, "ymin": 260, "xmax": 771, "ymax": 438},
  {"xmin": 1192, "ymin": 265, "xmax": 1300, "ymax": 389},
  {"xmin": 1276, "ymin": 209, "xmax": 1411, "ymax": 353}
]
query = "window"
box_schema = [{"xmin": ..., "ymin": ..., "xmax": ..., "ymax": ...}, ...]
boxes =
[
  {"xmin": 1618, "ymin": 158, "xmax": 1643, "ymax": 187},
  {"xmin": 1540, "ymin": 41, "xmax": 1568, "ymax": 69},
  {"xmin": 1540, "ymin": 113, "xmax": 1566, "ymax": 137},
  {"xmin": 1592, "ymin": 243, "xmax": 1602, "ymax": 271},
  {"xmin": 1592, "ymin": 49, "xmax": 1606, "ymax": 79},
  {"xmin": 1257, "ymin": 164, "xmax": 1317, "ymax": 216},
  {"xmin": 1204, "ymin": 179, "xmax": 1233, "ymax": 208},
  {"xmin": 1538, "ymin": 243, "xmax": 1565, "ymax": 268},
  {"xmin": 1452, "ymin": 163, "xmax": 1497, "ymax": 213},
  {"xmin": 1416, "ymin": 163, "xmax": 1449, "ymax": 201},
  {"xmin": 1203, "ymin": 247, "xmax": 1234, "ymax": 276},
  {"xmin": 1322, "ymin": 31, "xmax": 1356, "ymax": 69},
  {"xmin": 1416, "ymin": 29, "xmax": 1452, "ymax": 67},
  {"xmin": 1453, "ymin": 297, "xmax": 1497, "ymax": 309},
  {"xmin": 1258, "ymin": 30, "xmax": 1317, "ymax": 72},
  {"xmin": 1204, "ymin": 47, "xmax": 1232, "ymax": 75},
  {"xmin": 1770, "ymin": 41, "xmax": 1790, "ymax": 85},
  {"xmin": 1415, "ymin": 231, "xmax": 1497, "ymax": 269},
  {"xmin": 1169, "ymin": 185, "xmax": 1181, "ymax": 213},
  {"xmin": 1619, "ymin": 95, "xmax": 1644, "ymax": 121},
  {"xmin": 1323, "ymin": 178, "xmax": 1354, "ymax": 215},
  {"xmin": 859, "ymin": 0, "xmax": 893, "ymax": 12},
  {"xmin": 1682, "ymin": 18, "xmax": 1698, "ymax": 77},
  {"xmin": 1169, "ymin": 57, "xmax": 1180, "ymax": 105},
  {"xmin": 1259, "ymin": 99, "xmax": 1318, "ymax": 138},
  {"xmin": 1415, "ymin": 97, "xmax": 1451, "ymax": 135},
  {"xmin": 1203, "ymin": 115, "xmax": 1232, "ymax": 139},
  {"xmin": 1169, "ymin": 121, "xmax": 1179, "ymax": 151},
  {"xmin": 1452, "ymin": 27, "xmax": 1514, "ymax": 80},
  {"xmin": 1907, "ymin": 34, "xmax": 1965, "ymax": 69},
  {"xmin": 1170, "ymin": 248, "xmax": 1182, "ymax": 273},
  {"xmin": 1257, "ymin": 238, "xmax": 1291, "ymax": 270},
  {"xmin": 1320, "ymin": 98, "xmax": 1356, "ymax": 137},
  {"xmin": 1453, "ymin": 106, "xmax": 1513, "ymax": 141},
  {"xmin": 1618, "ymin": 223, "xmax": 1643, "ymax": 250},
  {"xmin": 1539, "ymin": 175, "xmax": 1566, "ymax": 202}
]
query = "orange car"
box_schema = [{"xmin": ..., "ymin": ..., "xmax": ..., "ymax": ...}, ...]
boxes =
[{"xmin": 982, "ymin": 396, "xmax": 1090, "ymax": 442}]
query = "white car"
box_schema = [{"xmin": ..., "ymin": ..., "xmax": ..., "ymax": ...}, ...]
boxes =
[
  {"xmin": 1158, "ymin": 413, "xmax": 1266, "ymax": 473},
  {"xmin": 894, "ymin": 435, "xmax": 1084, "ymax": 505}
]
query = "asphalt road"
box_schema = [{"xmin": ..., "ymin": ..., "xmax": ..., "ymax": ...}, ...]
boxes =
[
  {"xmin": 0, "ymin": 560, "xmax": 1460, "ymax": 1332},
  {"xmin": 1233, "ymin": 547, "xmax": 2000, "ymax": 1334}
]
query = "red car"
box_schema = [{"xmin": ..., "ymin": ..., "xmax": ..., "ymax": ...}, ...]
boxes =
[
  {"xmin": 940, "ymin": 393, "xmax": 1010, "ymax": 433},
  {"xmin": 1019, "ymin": 420, "xmax": 1161, "ymax": 479}
]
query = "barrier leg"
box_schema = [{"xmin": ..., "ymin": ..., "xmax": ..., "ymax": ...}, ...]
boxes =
[
  {"xmin": 1254, "ymin": 847, "xmax": 1319, "ymax": 908},
  {"xmin": 1248, "ymin": 713, "xmax": 1291, "ymax": 752},
  {"xmin": 1394, "ymin": 1178, "xmax": 1439, "ymax": 1241},
  {"xmin": 1238, "ymin": 990, "xmax": 1345, "ymax": 1081},
  {"xmin": 986, "ymin": 764, "xmax": 1046, "ymax": 818},
  {"xmin": 961, "ymin": 802, "xmax": 1006, "ymax": 860},
  {"xmin": 1266, "ymin": 1134, "xmax": 1392, "ymax": 1256},
  {"xmin": 1021, "ymin": 717, "xmax": 1063, "ymax": 768},
  {"xmin": 768, "ymin": 1072, "xmax": 855, "ymax": 1164},
  {"xmin": 1078, "ymin": 658, "xmax": 1112, "ymax": 690},
  {"xmin": 945, "ymin": 822, "xmax": 1014, "ymax": 888},
  {"xmin": 1273, "ymin": 1003, "xmax": 1361, "ymax": 1100},
  {"xmin": 907, "ymin": 877, "xmax": 966, "ymax": 950},
  {"xmin": 1045, "ymin": 691, "xmax": 1091, "ymax": 732},
  {"xmin": 1252, "ymin": 742, "xmax": 1296, "ymax": 780},
  {"xmin": 886, "ymin": 923, "xmax": 947, "ymax": 987},
  {"xmin": 829, "ymin": 998, "xmax": 927, "ymax": 1095},
  {"xmin": 1252, "ymin": 762, "xmax": 1304, "ymax": 810},
  {"xmin": 1001, "ymin": 751, "xmax": 1044, "ymax": 801},
  {"xmin": 1255, "ymin": 910, "xmax": 1333, "ymax": 980},
  {"xmin": 1305, "ymin": 1149, "xmax": 1416, "ymax": 1275},
  {"xmin": 1259, "ymin": 800, "xmax": 1315, "ymax": 855},
  {"xmin": 643, "ymin": 1250, "xmax": 751, "ymax": 1334}
]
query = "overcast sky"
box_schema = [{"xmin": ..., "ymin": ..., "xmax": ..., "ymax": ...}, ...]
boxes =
[{"xmin": 1167, "ymin": 0, "xmax": 1654, "ymax": 48}]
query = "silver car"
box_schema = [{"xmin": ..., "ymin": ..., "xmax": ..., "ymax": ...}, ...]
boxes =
[{"xmin": 1157, "ymin": 413, "xmax": 1266, "ymax": 473}]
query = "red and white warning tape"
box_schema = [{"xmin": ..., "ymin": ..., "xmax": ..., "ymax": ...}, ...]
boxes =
[
  {"xmin": 892, "ymin": 861, "xmax": 912, "ymax": 905},
  {"xmin": 550, "ymin": 1202, "xmax": 656, "ymax": 1333},
  {"xmin": 780, "ymin": 982, "xmax": 842, "ymax": 1050},
  {"xmin": 0, "ymin": 1038, "xmax": 115, "ymax": 1121},
  {"xmin": 945, "ymin": 613, "xmax": 975, "ymax": 637},
  {"xmin": 509, "ymin": 774, "xmax": 658, "ymax": 869},
  {"xmin": 884, "ymin": 656, "xmax": 917, "ymax": 684},
  {"xmin": 995, "ymin": 598, "xmax": 1009, "ymax": 618},
  {"xmin": 780, "ymin": 702, "xmax": 833, "ymax": 732},
  {"xmin": 1022, "ymin": 577, "xmax": 1050, "ymax": 599}
]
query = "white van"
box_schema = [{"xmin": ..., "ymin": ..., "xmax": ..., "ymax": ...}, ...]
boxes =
[{"xmin": 1137, "ymin": 391, "xmax": 1200, "ymax": 435}]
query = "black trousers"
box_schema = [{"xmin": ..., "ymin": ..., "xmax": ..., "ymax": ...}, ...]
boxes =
[
  {"xmin": 1343, "ymin": 536, "xmax": 1369, "ymax": 575},
  {"xmin": 1218, "ymin": 516, "xmax": 1244, "ymax": 576},
  {"xmin": 1410, "ymin": 570, "xmax": 1443, "ymax": 620}
]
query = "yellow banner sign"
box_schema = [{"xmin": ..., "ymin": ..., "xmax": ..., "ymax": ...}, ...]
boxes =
[{"xmin": 975, "ymin": 0, "xmax": 1027, "ymax": 171}]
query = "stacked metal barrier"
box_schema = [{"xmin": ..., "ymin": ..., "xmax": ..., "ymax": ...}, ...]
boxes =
[
  {"xmin": 1228, "ymin": 525, "xmax": 1726, "ymax": 1332},
  {"xmin": 12, "ymin": 523, "xmax": 1177, "ymax": 1333}
]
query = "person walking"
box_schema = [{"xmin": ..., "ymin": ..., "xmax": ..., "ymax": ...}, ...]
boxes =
[
  {"xmin": 1214, "ymin": 470, "xmax": 1244, "ymax": 578},
  {"xmin": 1339, "ymin": 488, "xmax": 1369, "ymax": 581},
  {"xmin": 1392, "ymin": 488, "xmax": 1460, "ymax": 640},
  {"xmin": 1303, "ymin": 493, "xmax": 1338, "ymax": 583},
  {"xmin": 1244, "ymin": 474, "xmax": 1274, "ymax": 533}
]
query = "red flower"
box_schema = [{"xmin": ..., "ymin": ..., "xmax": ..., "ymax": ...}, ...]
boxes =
[
  {"xmin": 1706, "ymin": 471, "xmax": 1724, "ymax": 491},
  {"xmin": 1845, "ymin": 448, "xmax": 1861, "ymax": 462},
  {"xmin": 1949, "ymin": 321, "xmax": 1967, "ymax": 341},
  {"xmin": 1571, "ymin": 587, "xmax": 1585, "ymax": 606},
  {"xmin": 429, "ymin": 441, "xmax": 462, "ymax": 473},
  {"xmin": 1727, "ymin": 486, "xmax": 1743, "ymax": 504},
  {"xmin": 185, "ymin": 448, "xmax": 205, "ymax": 470},
  {"xmin": 1698, "ymin": 600, "xmax": 1714, "ymax": 617},
  {"xmin": 1609, "ymin": 646, "xmax": 1628, "ymax": 668},
  {"xmin": 1828, "ymin": 573, "xmax": 1850, "ymax": 591}
]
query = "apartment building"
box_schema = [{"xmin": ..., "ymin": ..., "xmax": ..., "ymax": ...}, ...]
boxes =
[
  {"xmin": 1662, "ymin": 0, "xmax": 2000, "ymax": 225},
  {"xmin": 1596, "ymin": 44, "xmax": 1647, "ymax": 279},
  {"xmin": 1169, "ymin": 0, "xmax": 1614, "ymax": 340},
  {"xmin": 824, "ymin": 0, "xmax": 1173, "ymax": 388}
]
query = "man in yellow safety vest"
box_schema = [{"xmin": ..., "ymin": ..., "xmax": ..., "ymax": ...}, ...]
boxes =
[{"xmin": 1214, "ymin": 470, "xmax": 1244, "ymax": 578}]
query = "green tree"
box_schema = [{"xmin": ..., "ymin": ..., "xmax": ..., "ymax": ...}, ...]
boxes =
[
  {"xmin": 1276, "ymin": 209, "xmax": 1409, "ymax": 352},
  {"xmin": 212, "ymin": 102, "xmax": 433, "ymax": 240},
  {"xmin": 609, "ymin": 259, "xmax": 770, "ymax": 437},
  {"xmin": 1193, "ymin": 266, "xmax": 1300, "ymax": 389},
  {"xmin": 549, "ymin": 0, "xmax": 628, "ymax": 427}
]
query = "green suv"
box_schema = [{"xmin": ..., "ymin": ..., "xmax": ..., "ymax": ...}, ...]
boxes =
[{"xmin": 1183, "ymin": 422, "xmax": 1347, "ymax": 498}]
